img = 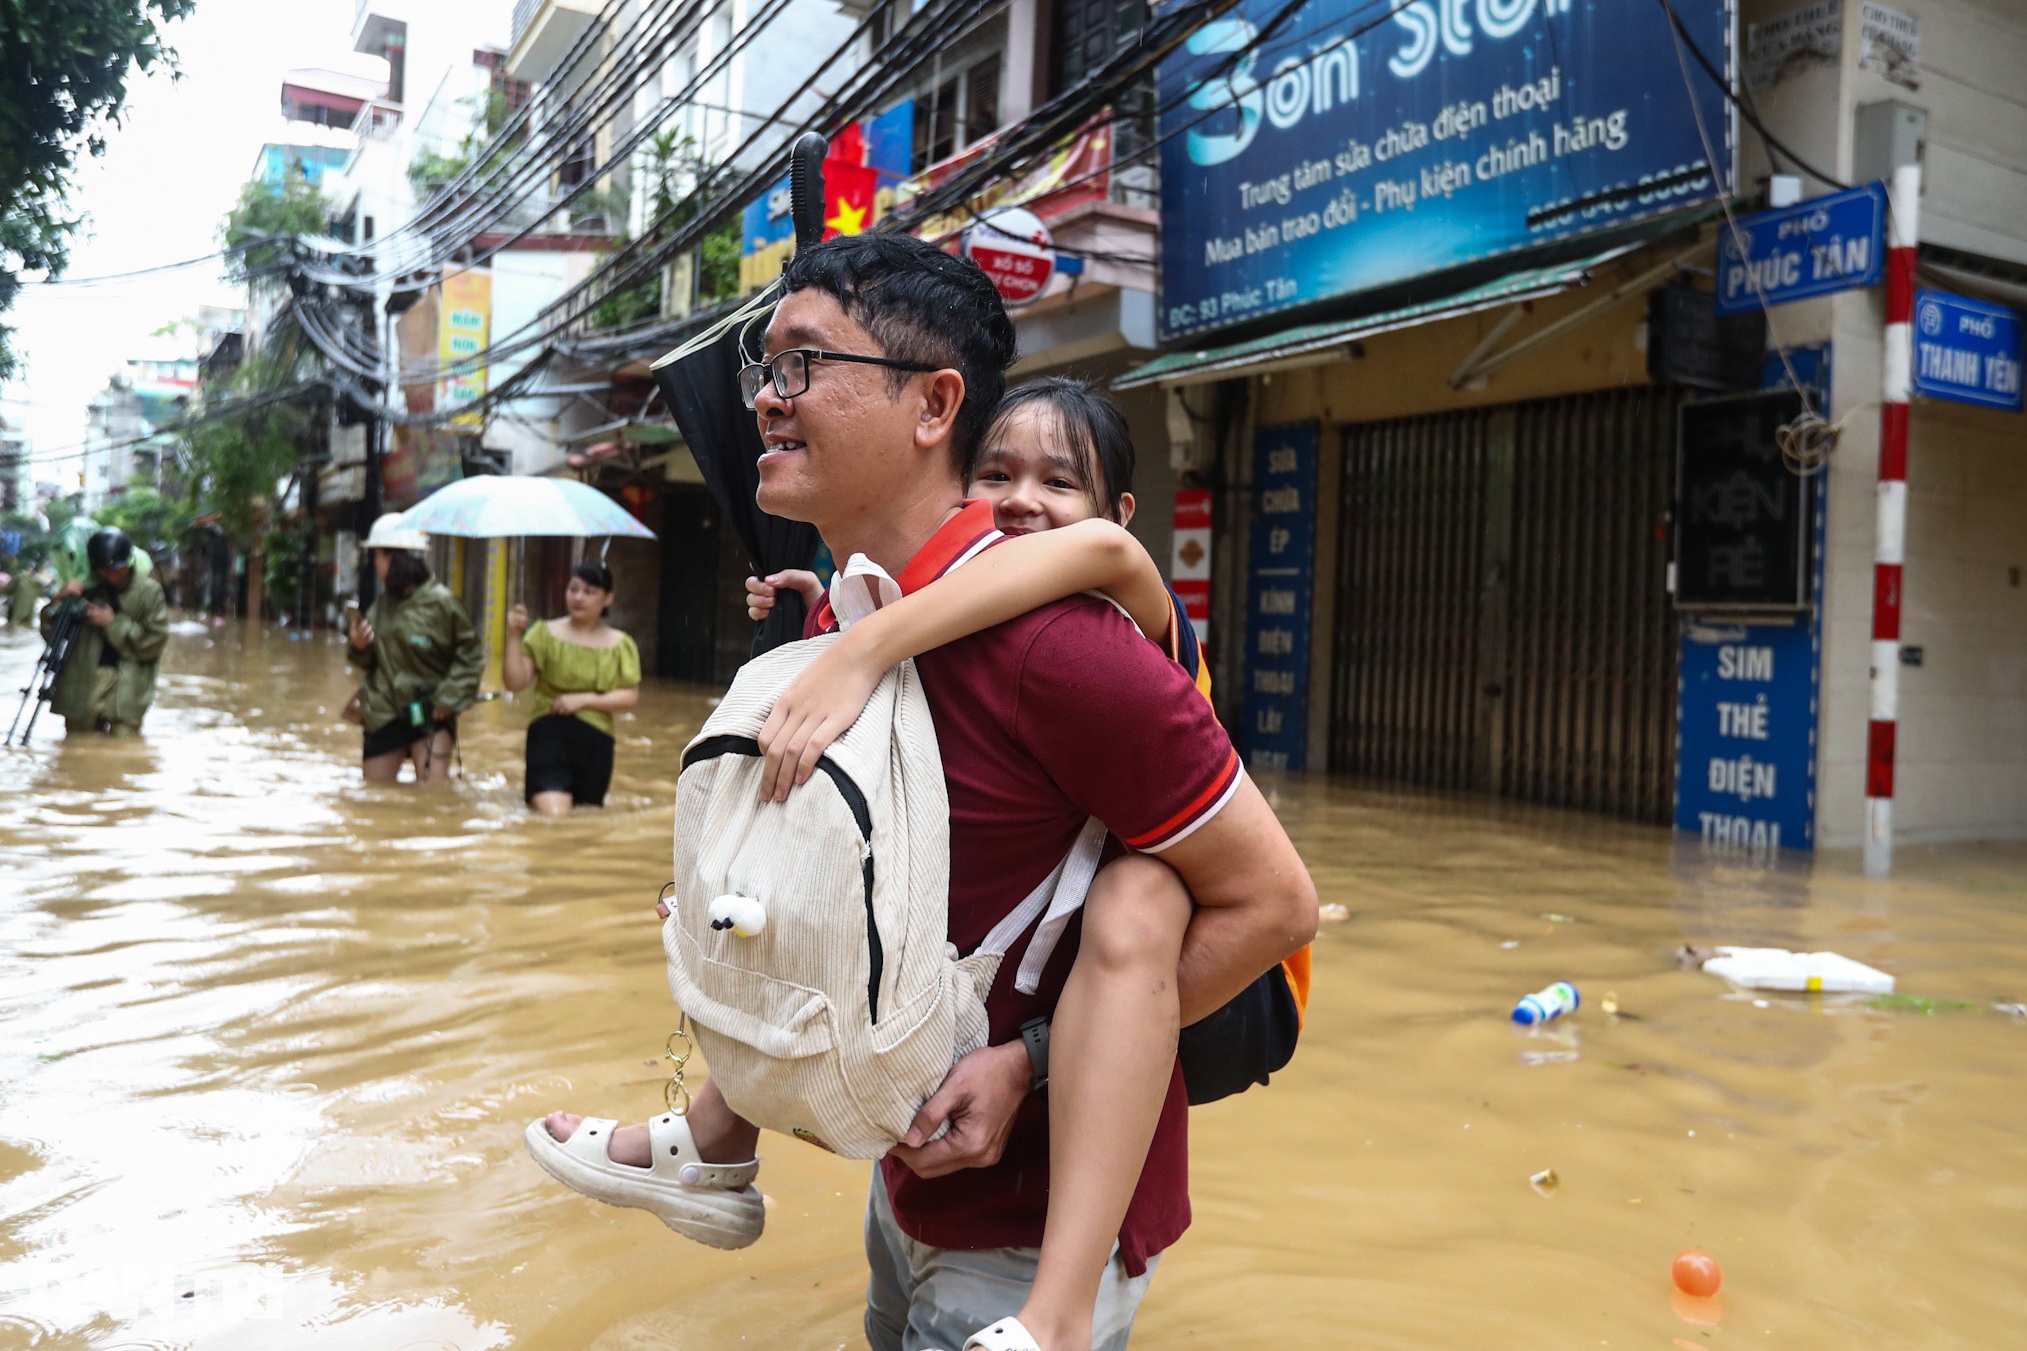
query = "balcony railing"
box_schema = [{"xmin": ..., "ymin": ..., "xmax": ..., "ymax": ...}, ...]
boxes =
[
  {"xmin": 351, "ymin": 98, "xmax": 403, "ymax": 139},
  {"xmin": 511, "ymin": 0, "xmax": 541, "ymax": 48}
]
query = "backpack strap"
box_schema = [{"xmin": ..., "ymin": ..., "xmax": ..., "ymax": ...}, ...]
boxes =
[
  {"xmin": 974, "ymin": 816, "xmax": 1109, "ymax": 993},
  {"xmin": 838, "ymin": 543, "xmax": 1113, "ymax": 990}
]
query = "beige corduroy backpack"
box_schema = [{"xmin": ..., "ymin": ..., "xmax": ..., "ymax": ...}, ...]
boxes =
[{"xmin": 663, "ymin": 558, "xmax": 1105, "ymax": 1159}]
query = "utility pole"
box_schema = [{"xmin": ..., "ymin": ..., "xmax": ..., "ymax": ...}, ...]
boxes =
[{"xmin": 1863, "ymin": 161, "xmax": 1922, "ymax": 877}]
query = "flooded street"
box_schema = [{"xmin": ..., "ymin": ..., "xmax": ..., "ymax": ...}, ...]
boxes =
[{"xmin": 2, "ymin": 622, "xmax": 2023, "ymax": 1350}]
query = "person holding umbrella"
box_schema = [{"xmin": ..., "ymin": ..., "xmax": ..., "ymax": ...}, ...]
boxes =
[
  {"xmin": 502, "ymin": 561, "xmax": 641, "ymax": 814},
  {"xmin": 346, "ymin": 514, "xmax": 484, "ymax": 785}
]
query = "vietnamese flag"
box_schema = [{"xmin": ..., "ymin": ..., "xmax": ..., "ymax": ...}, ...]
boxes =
[{"xmin": 823, "ymin": 160, "xmax": 877, "ymax": 239}]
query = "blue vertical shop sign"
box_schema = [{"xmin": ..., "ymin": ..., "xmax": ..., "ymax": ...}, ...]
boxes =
[
  {"xmin": 1675, "ymin": 620, "xmax": 1819, "ymax": 852},
  {"xmin": 1154, "ymin": 0, "xmax": 1735, "ymax": 341},
  {"xmin": 1243, "ymin": 423, "xmax": 1318, "ymax": 772},
  {"xmin": 1912, "ymin": 288, "xmax": 2024, "ymax": 411},
  {"xmin": 1711, "ymin": 182, "xmax": 1886, "ymax": 314}
]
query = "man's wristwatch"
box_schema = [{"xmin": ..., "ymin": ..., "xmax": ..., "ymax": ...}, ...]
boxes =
[{"xmin": 1019, "ymin": 1015, "xmax": 1051, "ymax": 1093}]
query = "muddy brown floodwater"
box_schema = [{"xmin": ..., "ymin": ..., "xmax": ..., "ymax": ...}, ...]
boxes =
[{"xmin": 2, "ymin": 622, "xmax": 2024, "ymax": 1350}]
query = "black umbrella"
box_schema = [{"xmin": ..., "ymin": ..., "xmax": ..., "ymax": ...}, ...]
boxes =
[{"xmin": 652, "ymin": 133, "xmax": 829, "ymax": 656}]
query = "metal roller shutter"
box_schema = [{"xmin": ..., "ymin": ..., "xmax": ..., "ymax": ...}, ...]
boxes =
[{"xmin": 1330, "ymin": 387, "xmax": 1680, "ymax": 821}]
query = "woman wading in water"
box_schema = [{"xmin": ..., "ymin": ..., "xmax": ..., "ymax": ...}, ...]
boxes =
[{"xmin": 503, "ymin": 561, "xmax": 641, "ymax": 814}]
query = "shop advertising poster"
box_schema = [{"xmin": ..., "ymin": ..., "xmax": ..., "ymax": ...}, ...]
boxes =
[
  {"xmin": 1242, "ymin": 423, "xmax": 1318, "ymax": 772},
  {"xmin": 1675, "ymin": 619, "xmax": 1819, "ymax": 852},
  {"xmin": 1154, "ymin": 0, "xmax": 1735, "ymax": 341}
]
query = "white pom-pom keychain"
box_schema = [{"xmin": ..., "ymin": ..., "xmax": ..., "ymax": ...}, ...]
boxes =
[{"xmin": 708, "ymin": 893, "xmax": 767, "ymax": 938}]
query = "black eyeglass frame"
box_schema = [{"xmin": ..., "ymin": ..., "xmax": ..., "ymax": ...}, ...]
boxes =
[{"xmin": 738, "ymin": 348, "xmax": 941, "ymax": 409}]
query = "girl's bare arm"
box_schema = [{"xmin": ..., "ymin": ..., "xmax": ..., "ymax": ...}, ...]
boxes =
[{"xmin": 755, "ymin": 522, "xmax": 1172, "ymax": 800}]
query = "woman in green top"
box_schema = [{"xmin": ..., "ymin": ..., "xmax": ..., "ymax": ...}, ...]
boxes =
[
  {"xmin": 503, "ymin": 561, "xmax": 641, "ymax": 815},
  {"xmin": 346, "ymin": 515, "xmax": 486, "ymax": 785}
]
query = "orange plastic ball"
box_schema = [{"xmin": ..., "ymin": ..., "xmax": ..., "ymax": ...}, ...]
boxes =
[{"xmin": 1672, "ymin": 1249, "xmax": 1722, "ymax": 1298}]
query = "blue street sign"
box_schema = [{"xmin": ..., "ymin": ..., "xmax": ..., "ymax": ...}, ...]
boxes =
[
  {"xmin": 1242, "ymin": 423, "xmax": 1317, "ymax": 773},
  {"xmin": 1675, "ymin": 619, "xmax": 1819, "ymax": 853},
  {"xmin": 1912, "ymin": 288, "xmax": 2024, "ymax": 411},
  {"xmin": 1713, "ymin": 183, "xmax": 1886, "ymax": 315}
]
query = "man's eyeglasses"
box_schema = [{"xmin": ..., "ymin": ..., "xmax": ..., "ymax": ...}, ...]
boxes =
[{"xmin": 738, "ymin": 348, "xmax": 940, "ymax": 410}]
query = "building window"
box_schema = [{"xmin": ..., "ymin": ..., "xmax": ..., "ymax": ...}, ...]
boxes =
[
  {"xmin": 559, "ymin": 140, "xmax": 595, "ymax": 189},
  {"xmin": 912, "ymin": 53, "xmax": 1005, "ymax": 170},
  {"xmin": 965, "ymin": 53, "xmax": 1000, "ymax": 145},
  {"xmin": 1051, "ymin": 0, "xmax": 1146, "ymax": 92}
]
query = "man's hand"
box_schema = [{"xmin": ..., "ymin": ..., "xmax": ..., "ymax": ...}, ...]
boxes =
[
  {"xmin": 58, "ymin": 580, "xmax": 85, "ymax": 599},
  {"xmin": 348, "ymin": 614, "xmax": 374, "ymax": 651},
  {"xmin": 83, "ymin": 602, "xmax": 114, "ymax": 628},
  {"xmin": 886, "ymin": 1041, "xmax": 1030, "ymax": 1179}
]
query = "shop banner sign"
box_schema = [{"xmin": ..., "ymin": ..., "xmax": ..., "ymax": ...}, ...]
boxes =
[
  {"xmin": 1243, "ymin": 423, "xmax": 1317, "ymax": 772},
  {"xmin": 438, "ymin": 269, "xmax": 491, "ymax": 429},
  {"xmin": 1154, "ymin": 0, "xmax": 1735, "ymax": 342},
  {"xmin": 1675, "ymin": 619, "xmax": 1818, "ymax": 852},
  {"xmin": 1712, "ymin": 182, "xmax": 1885, "ymax": 315},
  {"xmin": 1913, "ymin": 288, "xmax": 2024, "ymax": 411}
]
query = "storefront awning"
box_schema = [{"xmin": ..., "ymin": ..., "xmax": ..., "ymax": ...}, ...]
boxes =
[{"xmin": 1114, "ymin": 213, "xmax": 1718, "ymax": 391}]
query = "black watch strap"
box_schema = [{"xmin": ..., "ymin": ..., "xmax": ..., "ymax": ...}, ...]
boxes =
[{"xmin": 1019, "ymin": 1015, "xmax": 1051, "ymax": 1092}]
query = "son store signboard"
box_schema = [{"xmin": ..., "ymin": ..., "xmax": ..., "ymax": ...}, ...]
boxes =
[{"xmin": 1154, "ymin": 0, "xmax": 1735, "ymax": 340}]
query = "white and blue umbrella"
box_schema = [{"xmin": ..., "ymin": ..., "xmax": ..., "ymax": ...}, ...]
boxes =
[{"xmin": 395, "ymin": 475, "xmax": 656, "ymax": 540}]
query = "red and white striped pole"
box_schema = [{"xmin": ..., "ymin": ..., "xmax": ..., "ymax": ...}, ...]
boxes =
[{"xmin": 1865, "ymin": 162, "xmax": 1921, "ymax": 876}]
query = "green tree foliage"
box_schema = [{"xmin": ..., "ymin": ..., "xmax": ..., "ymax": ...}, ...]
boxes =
[
  {"xmin": 407, "ymin": 89, "xmax": 525, "ymax": 200},
  {"xmin": 406, "ymin": 147, "xmax": 470, "ymax": 200},
  {"xmin": 176, "ymin": 340, "xmax": 316, "ymax": 546},
  {"xmin": 259, "ymin": 521, "xmax": 307, "ymax": 618},
  {"xmin": 590, "ymin": 133, "xmax": 740, "ymax": 328},
  {"xmin": 220, "ymin": 171, "xmax": 333, "ymax": 282},
  {"xmin": 0, "ymin": 0, "xmax": 195, "ymax": 378},
  {"xmin": 96, "ymin": 485, "xmax": 191, "ymax": 553}
]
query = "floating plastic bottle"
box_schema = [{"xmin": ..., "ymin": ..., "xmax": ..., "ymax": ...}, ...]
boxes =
[{"xmin": 1512, "ymin": 981, "xmax": 1580, "ymax": 1025}]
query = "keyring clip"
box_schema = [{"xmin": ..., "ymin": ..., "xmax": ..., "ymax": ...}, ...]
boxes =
[{"xmin": 664, "ymin": 1016, "xmax": 694, "ymax": 1116}]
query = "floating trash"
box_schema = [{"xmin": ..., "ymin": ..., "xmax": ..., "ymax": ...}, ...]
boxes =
[
  {"xmin": 1672, "ymin": 1249, "xmax": 1722, "ymax": 1297},
  {"xmin": 1687, "ymin": 945, "xmax": 1895, "ymax": 994},
  {"xmin": 1318, "ymin": 903, "xmax": 1350, "ymax": 923},
  {"xmin": 1512, "ymin": 981, "xmax": 1579, "ymax": 1025},
  {"xmin": 1866, "ymin": 993, "xmax": 1979, "ymax": 1014},
  {"xmin": 1529, "ymin": 1168, "xmax": 1559, "ymax": 1197}
]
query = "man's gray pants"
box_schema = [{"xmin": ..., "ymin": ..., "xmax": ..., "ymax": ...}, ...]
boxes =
[{"xmin": 863, "ymin": 1171, "xmax": 1159, "ymax": 1351}]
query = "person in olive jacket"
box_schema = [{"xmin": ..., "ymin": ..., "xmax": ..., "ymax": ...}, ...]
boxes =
[
  {"xmin": 345, "ymin": 514, "xmax": 485, "ymax": 784},
  {"xmin": 39, "ymin": 528, "xmax": 169, "ymax": 736}
]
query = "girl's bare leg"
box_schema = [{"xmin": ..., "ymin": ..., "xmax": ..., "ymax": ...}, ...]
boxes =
[{"xmin": 1016, "ymin": 853, "xmax": 1189, "ymax": 1351}]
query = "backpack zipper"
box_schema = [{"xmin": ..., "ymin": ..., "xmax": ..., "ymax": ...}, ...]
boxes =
[{"xmin": 681, "ymin": 734, "xmax": 885, "ymax": 1021}]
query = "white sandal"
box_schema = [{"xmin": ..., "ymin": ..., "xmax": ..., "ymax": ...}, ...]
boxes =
[
  {"xmin": 523, "ymin": 1112, "xmax": 765, "ymax": 1250},
  {"xmin": 962, "ymin": 1316, "xmax": 1043, "ymax": 1350}
]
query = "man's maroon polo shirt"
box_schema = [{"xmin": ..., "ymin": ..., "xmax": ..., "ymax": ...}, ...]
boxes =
[{"xmin": 809, "ymin": 501, "xmax": 1242, "ymax": 1276}]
